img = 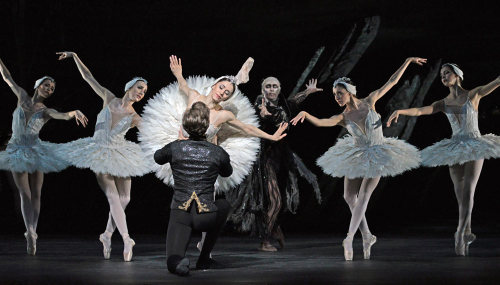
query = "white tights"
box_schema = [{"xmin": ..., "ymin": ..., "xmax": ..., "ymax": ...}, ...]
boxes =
[
  {"xmin": 449, "ymin": 159, "xmax": 483, "ymax": 239},
  {"xmin": 96, "ymin": 173, "xmax": 132, "ymax": 239},
  {"xmin": 12, "ymin": 171, "xmax": 43, "ymax": 234},
  {"xmin": 344, "ymin": 176, "xmax": 380, "ymax": 238}
]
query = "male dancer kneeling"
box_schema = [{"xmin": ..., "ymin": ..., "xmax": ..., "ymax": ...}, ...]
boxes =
[{"xmin": 154, "ymin": 101, "xmax": 232, "ymax": 276}]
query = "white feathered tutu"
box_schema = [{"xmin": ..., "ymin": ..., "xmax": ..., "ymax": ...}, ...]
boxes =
[
  {"xmin": 0, "ymin": 140, "xmax": 69, "ymax": 173},
  {"xmin": 317, "ymin": 109, "xmax": 421, "ymax": 179},
  {"xmin": 61, "ymin": 106, "xmax": 150, "ymax": 177},
  {"xmin": 0, "ymin": 107, "xmax": 69, "ymax": 173},
  {"xmin": 139, "ymin": 76, "xmax": 260, "ymax": 193},
  {"xmin": 422, "ymin": 135, "xmax": 500, "ymax": 167}
]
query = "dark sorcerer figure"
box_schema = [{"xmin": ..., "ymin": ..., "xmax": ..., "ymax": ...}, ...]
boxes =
[
  {"xmin": 227, "ymin": 77, "xmax": 322, "ymax": 251},
  {"xmin": 154, "ymin": 101, "xmax": 232, "ymax": 276}
]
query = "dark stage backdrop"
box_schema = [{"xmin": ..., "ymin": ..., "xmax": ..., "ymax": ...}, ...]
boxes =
[{"xmin": 0, "ymin": 0, "xmax": 498, "ymax": 235}]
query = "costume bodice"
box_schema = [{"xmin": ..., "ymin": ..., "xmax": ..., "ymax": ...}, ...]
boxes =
[
  {"xmin": 344, "ymin": 109, "xmax": 384, "ymax": 146},
  {"xmin": 443, "ymin": 97, "xmax": 481, "ymax": 139},
  {"xmin": 93, "ymin": 105, "xmax": 134, "ymax": 143},
  {"xmin": 10, "ymin": 106, "xmax": 47, "ymax": 146}
]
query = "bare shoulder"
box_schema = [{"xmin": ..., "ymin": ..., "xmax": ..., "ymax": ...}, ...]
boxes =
[{"xmin": 219, "ymin": 109, "xmax": 235, "ymax": 120}]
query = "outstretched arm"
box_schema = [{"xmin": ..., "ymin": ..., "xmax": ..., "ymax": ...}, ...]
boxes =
[
  {"xmin": 45, "ymin": 108, "xmax": 88, "ymax": 127},
  {"xmin": 288, "ymin": 78, "xmax": 323, "ymax": 105},
  {"xmin": 169, "ymin": 55, "xmax": 201, "ymax": 100},
  {"xmin": 0, "ymin": 57, "xmax": 27, "ymax": 100},
  {"xmin": 57, "ymin": 52, "xmax": 115, "ymax": 104},
  {"xmin": 291, "ymin": 111, "xmax": 343, "ymax": 127},
  {"xmin": 366, "ymin": 57, "xmax": 427, "ymax": 105},
  {"xmin": 471, "ymin": 75, "xmax": 500, "ymax": 99},
  {"xmin": 223, "ymin": 110, "xmax": 288, "ymax": 141},
  {"xmin": 386, "ymin": 100, "xmax": 444, "ymax": 127}
]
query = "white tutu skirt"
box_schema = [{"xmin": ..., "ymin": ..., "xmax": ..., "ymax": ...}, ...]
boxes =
[
  {"xmin": 0, "ymin": 140, "xmax": 69, "ymax": 173},
  {"xmin": 139, "ymin": 76, "xmax": 260, "ymax": 193},
  {"xmin": 316, "ymin": 136, "xmax": 421, "ymax": 179},
  {"xmin": 422, "ymin": 134, "xmax": 500, "ymax": 167},
  {"xmin": 61, "ymin": 137, "xmax": 150, "ymax": 177}
]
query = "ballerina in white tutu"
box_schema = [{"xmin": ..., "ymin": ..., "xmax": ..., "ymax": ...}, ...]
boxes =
[
  {"xmin": 387, "ymin": 63, "xmax": 500, "ymax": 256},
  {"xmin": 140, "ymin": 56, "xmax": 287, "ymax": 191},
  {"xmin": 57, "ymin": 51, "xmax": 150, "ymax": 261},
  {"xmin": 291, "ymin": 57, "xmax": 426, "ymax": 261},
  {"xmin": 0, "ymin": 57, "xmax": 88, "ymax": 255}
]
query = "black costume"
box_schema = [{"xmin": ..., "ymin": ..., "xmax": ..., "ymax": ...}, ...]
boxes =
[
  {"xmin": 227, "ymin": 94, "xmax": 321, "ymax": 246},
  {"xmin": 154, "ymin": 139, "xmax": 232, "ymax": 275}
]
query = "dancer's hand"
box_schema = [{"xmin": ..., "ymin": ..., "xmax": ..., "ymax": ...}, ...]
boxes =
[
  {"xmin": 178, "ymin": 128, "xmax": 188, "ymax": 140},
  {"xmin": 386, "ymin": 110, "xmax": 400, "ymax": 127},
  {"xmin": 169, "ymin": 55, "xmax": 183, "ymax": 78},
  {"xmin": 407, "ymin": 57, "xmax": 427, "ymax": 66},
  {"xmin": 290, "ymin": 111, "xmax": 307, "ymax": 126},
  {"xmin": 74, "ymin": 110, "xmax": 88, "ymax": 127},
  {"xmin": 305, "ymin": 78, "xmax": 323, "ymax": 94},
  {"xmin": 271, "ymin": 122, "xmax": 288, "ymax": 141},
  {"xmin": 56, "ymin": 51, "xmax": 75, "ymax": 60},
  {"xmin": 258, "ymin": 98, "xmax": 271, "ymax": 117}
]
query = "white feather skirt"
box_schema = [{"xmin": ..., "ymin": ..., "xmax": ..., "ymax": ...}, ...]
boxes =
[
  {"xmin": 0, "ymin": 140, "xmax": 69, "ymax": 173},
  {"xmin": 422, "ymin": 134, "xmax": 500, "ymax": 167},
  {"xmin": 316, "ymin": 136, "xmax": 421, "ymax": 179},
  {"xmin": 61, "ymin": 137, "xmax": 150, "ymax": 177},
  {"xmin": 138, "ymin": 76, "xmax": 260, "ymax": 193}
]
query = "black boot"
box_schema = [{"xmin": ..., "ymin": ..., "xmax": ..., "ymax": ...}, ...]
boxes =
[
  {"xmin": 167, "ymin": 255, "xmax": 190, "ymax": 276},
  {"xmin": 196, "ymin": 257, "xmax": 223, "ymax": 270}
]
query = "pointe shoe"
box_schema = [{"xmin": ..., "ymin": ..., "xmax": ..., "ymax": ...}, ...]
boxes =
[
  {"xmin": 24, "ymin": 231, "xmax": 37, "ymax": 256},
  {"xmin": 258, "ymin": 241, "xmax": 277, "ymax": 252},
  {"xmin": 464, "ymin": 233, "xmax": 476, "ymax": 256},
  {"xmin": 272, "ymin": 226, "xmax": 285, "ymax": 249},
  {"xmin": 342, "ymin": 236, "xmax": 354, "ymax": 261},
  {"xmin": 454, "ymin": 232, "xmax": 465, "ymax": 256},
  {"xmin": 123, "ymin": 237, "xmax": 135, "ymax": 262},
  {"xmin": 362, "ymin": 234, "xmax": 377, "ymax": 260},
  {"xmin": 99, "ymin": 233, "xmax": 112, "ymax": 259}
]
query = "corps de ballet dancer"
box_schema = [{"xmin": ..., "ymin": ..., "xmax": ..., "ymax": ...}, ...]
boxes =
[
  {"xmin": 291, "ymin": 57, "xmax": 426, "ymax": 260},
  {"xmin": 227, "ymin": 77, "xmax": 322, "ymax": 252},
  {"xmin": 155, "ymin": 102, "xmax": 233, "ymax": 276},
  {"xmin": 387, "ymin": 63, "xmax": 500, "ymax": 256},
  {"xmin": 57, "ymin": 51, "xmax": 150, "ymax": 261},
  {"xmin": 0, "ymin": 57, "xmax": 88, "ymax": 255}
]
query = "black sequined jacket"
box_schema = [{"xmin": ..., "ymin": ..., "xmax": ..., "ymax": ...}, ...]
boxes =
[{"xmin": 154, "ymin": 139, "xmax": 232, "ymax": 213}]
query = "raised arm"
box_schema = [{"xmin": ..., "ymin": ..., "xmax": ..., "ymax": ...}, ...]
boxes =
[
  {"xmin": 470, "ymin": 75, "xmax": 500, "ymax": 99},
  {"xmin": 44, "ymin": 108, "xmax": 88, "ymax": 127},
  {"xmin": 57, "ymin": 52, "xmax": 115, "ymax": 104},
  {"xmin": 288, "ymin": 78, "xmax": 323, "ymax": 105},
  {"xmin": 291, "ymin": 111, "xmax": 343, "ymax": 127},
  {"xmin": 0, "ymin": 57, "xmax": 27, "ymax": 100},
  {"xmin": 386, "ymin": 100, "xmax": 444, "ymax": 127},
  {"xmin": 222, "ymin": 110, "xmax": 287, "ymax": 141},
  {"xmin": 169, "ymin": 55, "xmax": 201, "ymax": 100},
  {"xmin": 366, "ymin": 57, "xmax": 427, "ymax": 105}
]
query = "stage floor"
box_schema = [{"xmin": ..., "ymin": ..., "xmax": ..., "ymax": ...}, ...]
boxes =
[{"xmin": 1, "ymin": 230, "xmax": 500, "ymax": 284}]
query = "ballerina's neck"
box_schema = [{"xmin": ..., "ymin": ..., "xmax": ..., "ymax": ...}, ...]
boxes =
[
  {"xmin": 121, "ymin": 95, "xmax": 135, "ymax": 108},
  {"xmin": 344, "ymin": 97, "xmax": 363, "ymax": 112}
]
